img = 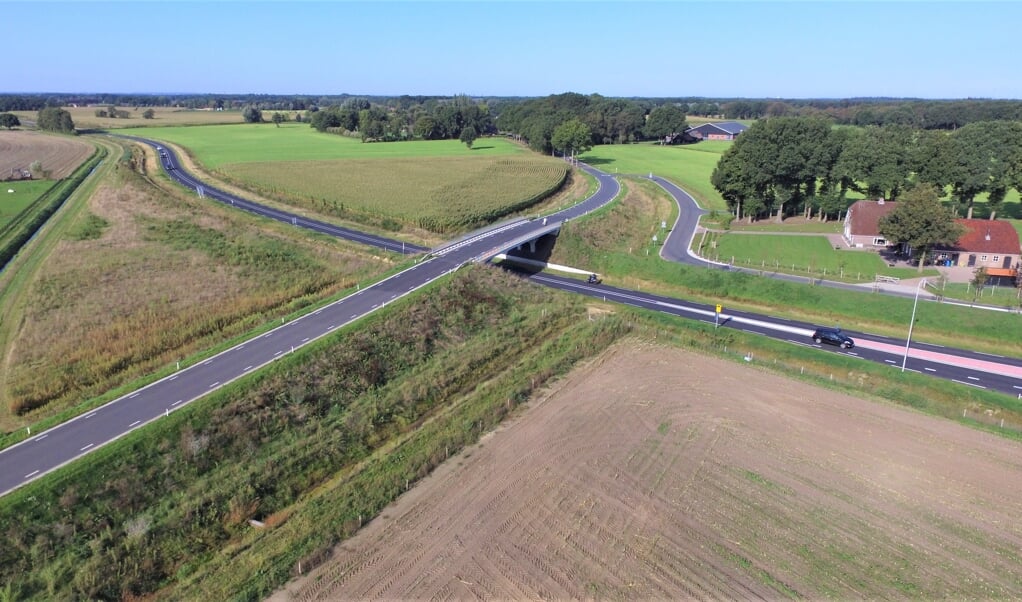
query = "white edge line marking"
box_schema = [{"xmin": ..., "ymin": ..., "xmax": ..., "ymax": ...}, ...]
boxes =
[
  {"xmin": 24, "ymin": 470, "xmax": 39, "ymax": 479},
  {"xmin": 952, "ymin": 379, "xmax": 986, "ymax": 389},
  {"xmin": 80, "ymin": 444, "xmax": 93, "ymax": 451},
  {"xmin": 172, "ymin": 399, "xmax": 184, "ymax": 406},
  {"xmin": 129, "ymin": 420, "xmax": 141, "ymax": 427},
  {"xmin": 244, "ymin": 365, "xmax": 254, "ymax": 371}
]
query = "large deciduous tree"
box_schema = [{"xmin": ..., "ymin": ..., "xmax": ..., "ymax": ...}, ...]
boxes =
[
  {"xmin": 459, "ymin": 125, "xmax": 478, "ymax": 149},
  {"xmin": 0, "ymin": 112, "xmax": 19, "ymax": 129},
  {"xmin": 242, "ymin": 105, "xmax": 262, "ymax": 123},
  {"xmin": 36, "ymin": 107, "xmax": 75, "ymax": 134},
  {"xmin": 712, "ymin": 116, "xmax": 839, "ymax": 222},
  {"xmin": 551, "ymin": 119, "xmax": 593, "ymax": 158},
  {"xmin": 833, "ymin": 125, "xmax": 912, "ymax": 201},
  {"xmin": 878, "ymin": 183, "xmax": 965, "ymax": 272},
  {"xmin": 946, "ymin": 121, "xmax": 1022, "ymax": 219},
  {"xmin": 644, "ymin": 104, "xmax": 688, "ymax": 142}
]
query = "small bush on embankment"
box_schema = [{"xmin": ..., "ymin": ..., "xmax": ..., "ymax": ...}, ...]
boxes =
[{"xmin": 0, "ymin": 267, "xmax": 629, "ymax": 601}]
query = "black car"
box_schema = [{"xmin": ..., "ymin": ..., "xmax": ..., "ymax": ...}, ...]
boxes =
[{"xmin": 812, "ymin": 327, "xmax": 854, "ymax": 349}]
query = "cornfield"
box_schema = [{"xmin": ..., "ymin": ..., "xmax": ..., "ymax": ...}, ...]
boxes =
[{"xmin": 220, "ymin": 156, "xmax": 568, "ymax": 234}]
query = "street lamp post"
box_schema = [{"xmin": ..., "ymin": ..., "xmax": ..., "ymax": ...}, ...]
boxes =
[{"xmin": 902, "ymin": 278, "xmax": 927, "ymax": 372}]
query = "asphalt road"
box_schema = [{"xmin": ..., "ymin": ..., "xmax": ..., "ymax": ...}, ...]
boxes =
[
  {"xmin": 2, "ymin": 139, "xmax": 1019, "ymax": 497},
  {"xmin": 526, "ymin": 271, "xmax": 1022, "ymax": 395},
  {"xmin": 0, "ymin": 146, "xmax": 620, "ymax": 498}
]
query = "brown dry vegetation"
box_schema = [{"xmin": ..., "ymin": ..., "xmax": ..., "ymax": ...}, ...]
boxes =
[
  {"xmin": 276, "ymin": 343, "xmax": 1022, "ymax": 600},
  {"xmin": 11, "ymin": 106, "xmax": 246, "ymax": 130},
  {"xmin": 0, "ymin": 130, "xmax": 94, "ymax": 180},
  {"xmin": 0, "ymin": 158, "xmax": 390, "ymax": 423}
]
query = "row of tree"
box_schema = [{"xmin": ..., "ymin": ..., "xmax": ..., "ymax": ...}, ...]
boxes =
[
  {"xmin": 495, "ymin": 93, "xmax": 690, "ymax": 152},
  {"xmin": 304, "ymin": 96, "xmax": 497, "ymax": 143},
  {"xmin": 5, "ymin": 93, "xmax": 1022, "ymax": 131},
  {"xmin": 711, "ymin": 117, "xmax": 1022, "ymax": 223}
]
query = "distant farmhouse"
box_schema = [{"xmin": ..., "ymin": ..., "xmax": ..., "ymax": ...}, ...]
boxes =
[
  {"xmin": 843, "ymin": 199, "xmax": 1021, "ymax": 282},
  {"xmin": 685, "ymin": 121, "xmax": 748, "ymax": 141}
]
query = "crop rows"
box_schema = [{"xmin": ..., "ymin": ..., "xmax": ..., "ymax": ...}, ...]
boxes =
[{"xmin": 219, "ymin": 156, "xmax": 568, "ymax": 234}]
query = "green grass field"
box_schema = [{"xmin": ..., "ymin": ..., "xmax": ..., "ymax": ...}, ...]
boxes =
[
  {"xmin": 579, "ymin": 141, "xmax": 731, "ymax": 211},
  {"xmin": 135, "ymin": 124, "xmax": 563, "ymax": 234},
  {"xmin": 136, "ymin": 123, "xmax": 527, "ymax": 168},
  {"xmin": 0, "ymin": 180, "xmax": 55, "ymax": 229},
  {"xmin": 704, "ymin": 233, "xmax": 936, "ymax": 281}
]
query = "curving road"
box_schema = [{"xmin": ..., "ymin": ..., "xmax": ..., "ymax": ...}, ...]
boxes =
[
  {"xmin": 3, "ymin": 137, "xmax": 1020, "ymax": 498},
  {"xmin": 0, "ymin": 140, "xmax": 620, "ymax": 497}
]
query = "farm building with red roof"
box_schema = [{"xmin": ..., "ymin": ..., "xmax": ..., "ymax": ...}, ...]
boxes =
[
  {"xmin": 933, "ymin": 219, "xmax": 1021, "ymax": 277},
  {"xmin": 842, "ymin": 199, "xmax": 898, "ymax": 248}
]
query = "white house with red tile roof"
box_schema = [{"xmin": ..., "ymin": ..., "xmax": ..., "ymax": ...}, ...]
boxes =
[{"xmin": 842, "ymin": 199, "xmax": 897, "ymax": 248}]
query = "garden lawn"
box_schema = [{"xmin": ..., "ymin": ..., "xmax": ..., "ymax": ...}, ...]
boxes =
[
  {"xmin": 135, "ymin": 123, "xmax": 527, "ymax": 168},
  {"xmin": 579, "ymin": 141, "xmax": 730, "ymax": 212},
  {"xmin": 708, "ymin": 233, "xmax": 930, "ymax": 280},
  {"xmin": 0, "ymin": 181, "xmax": 55, "ymax": 229}
]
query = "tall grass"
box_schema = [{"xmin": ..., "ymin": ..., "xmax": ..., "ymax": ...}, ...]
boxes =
[
  {"xmin": 0, "ymin": 267, "xmax": 629, "ymax": 601},
  {"xmin": 2, "ymin": 159, "xmax": 388, "ymax": 419}
]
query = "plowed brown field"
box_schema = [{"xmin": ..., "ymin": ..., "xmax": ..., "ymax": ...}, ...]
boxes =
[
  {"xmin": 273, "ymin": 343, "xmax": 1022, "ymax": 600},
  {"xmin": 0, "ymin": 130, "xmax": 93, "ymax": 179}
]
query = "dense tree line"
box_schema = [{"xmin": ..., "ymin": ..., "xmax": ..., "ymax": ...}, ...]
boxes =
[
  {"xmin": 306, "ymin": 95, "xmax": 496, "ymax": 143},
  {"xmin": 714, "ymin": 98, "xmax": 1022, "ymax": 130},
  {"xmin": 712, "ymin": 117, "xmax": 1022, "ymax": 223}
]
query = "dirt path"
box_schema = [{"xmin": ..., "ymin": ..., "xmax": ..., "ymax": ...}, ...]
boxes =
[{"xmin": 271, "ymin": 342, "xmax": 1022, "ymax": 600}]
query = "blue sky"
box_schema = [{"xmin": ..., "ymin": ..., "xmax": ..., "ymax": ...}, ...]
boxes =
[{"xmin": 4, "ymin": 1, "xmax": 1020, "ymax": 99}]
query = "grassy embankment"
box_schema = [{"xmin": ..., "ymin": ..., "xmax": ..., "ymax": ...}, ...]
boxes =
[
  {"xmin": 0, "ymin": 267, "xmax": 631, "ymax": 601},
  {"xmin": 0, "ymin": 141, "xmax": 393, "ymax": 435},
  {"xmin": 0, "ymin": 148, "xmax": 104, "ymax": 272},
  {"xmin": 137, "ymin": 124, "xmax": 568, "ymax": 235},
  {"xmin": 548, "ymin": 176, "xmax": 1022, "ymax": 358}
]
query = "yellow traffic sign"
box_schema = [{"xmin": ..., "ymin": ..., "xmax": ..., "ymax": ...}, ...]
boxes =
[{"xmin": 715, "ymin": 304, "xmax": 722, "ymax": 314}]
